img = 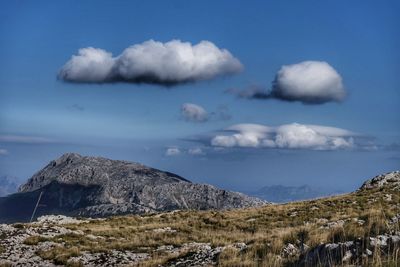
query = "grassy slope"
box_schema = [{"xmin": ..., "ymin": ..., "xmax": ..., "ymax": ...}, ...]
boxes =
[{"xmin": 22, "ymin": 185, "xmax": 400, "ymax": 266}]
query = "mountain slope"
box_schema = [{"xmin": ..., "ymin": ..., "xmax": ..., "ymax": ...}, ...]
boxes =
[
  {"xmin": 19, "ymin": 152, "xmax": 191, "ymax": 193},
  {"xmin": 0, "ymin": 171, "xmax": 398, "ymax": 266},
  {"xmin": 0, "ymin": 153, "xmax": 265, "ymax": 223}
]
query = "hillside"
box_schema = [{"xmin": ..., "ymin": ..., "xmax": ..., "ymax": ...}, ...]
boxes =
[
  {"xmin": 0, "ymin": 171, "xmax": 399, "ymax": 266},
  {"xmin": 0, "ymin": 153, "xmax": 265, "ymax": 223}
]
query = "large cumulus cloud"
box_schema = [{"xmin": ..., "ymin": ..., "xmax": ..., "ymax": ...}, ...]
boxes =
[
  {"xmin": 271, "ymin": 61, "xmax": 345, "ymax": 103},
  {"xmin": 211, "ymin": 123, "xmax": 356, "ymax": 150},
  {"xmin": 230, "ymin": 61, "xmax": 346, "ymax": 104},
  {"xmin": 58, "ymin": 40, "xmax": 243, "ymax": 86}
]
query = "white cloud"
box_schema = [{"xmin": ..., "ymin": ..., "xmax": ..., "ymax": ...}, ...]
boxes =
[
  {"xmin": 165, "ymin": 147, "xmax": 181, "ymax": 156},
  {"xmin": 271, "ymin": 61, "xmax": 346, "ymax": 104},
  {"xmin": 181, "ymin": 104, "xmax": 232, "ymax": 123},
  {"xmin": 0, "ymin": 149, "xmax": 8, "ymax": 155},
  {"xmin": 166, "ymin": 147, "xmax": 206, "ymax": 156},
  {"xmin": 58, "ymin": 47, "xmax": 114, "ymax": 83},
  {"xmin": 188, "ymin": 147, "xmax": 205, "ymax": 155},
  {"xmin": 181, "ymin": 103, "xmax": 208, "ymax": 122},
  {"xmin": 212, "ymin": 124, "xmax": 271, "ymax": 148},
  {"xmin": 211, "ymin": 123, "xmax": 355, "ymax": 150},
  {"xmin": 59, "ymin": 40, "xmax": 243, "ymax": 85},
  {"xmin": 273, "ymin": 124, "xmax": 353, "ymax": 149},
  {"xmin": 229, "ymin": 61, "xmax": 346, "ymax": 104}
]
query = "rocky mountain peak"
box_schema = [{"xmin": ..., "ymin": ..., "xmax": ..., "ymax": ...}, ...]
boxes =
[
  {"xmin": 18, "ymin": 153, "xmax": 190, "ymax": 193},
  {"xmin": 359, "ymin": 171, "xmax": 400, "ymax": 191},
  {"xmin": 54, "ymin": 152, "xmax": 82, "ymax": 165},
  {"xmin": 1, "ymin": 153, "xmax": 266, "ymax": 222}
]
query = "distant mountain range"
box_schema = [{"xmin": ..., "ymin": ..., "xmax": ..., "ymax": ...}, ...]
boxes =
[
  {"xmin": 0, "ymin": 175, "xmax": 18, "ymax": 197},
  {"xmin": 0, "ymin": 153, "xmax": 266, "ymax": 223},
  {"xmin": 246, "ymin": 184, "xmax": 345, "ymax": 203}
]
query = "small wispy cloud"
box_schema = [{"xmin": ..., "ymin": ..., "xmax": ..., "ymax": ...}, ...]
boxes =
[
  {"xmin": 188, "ymin": 147, "xmax": 205, "ymax": 155},
  {"xmin": 210, "ymin": 105, "xmax": 232, "ymax": 121},
  {"xmin": 165, "ymin": 146, "xmax": 206, "ymax": 157},
  {"xmin": 0, "ymin": 135, "xmax": 55, "ymax": 144},
  {"xmin": 180, "ymin": 103, "xmax": 232, "ymax": 123},
  {"xmin": 181, "ymin": 103, "xmax": 208, "ymax": 122},
  {"xmin": 165, "ymin": 147, "xmax": 181, "ymax": 156},
  {"xmin": 59, "ymin": 40, "xmax": 243, "ymax": 86},
  {"xmin": 67, "ymin": 104, "xmax": 85, "ymax": 112},
  {"xmin": 0, "ymin": 149, "xmax": 9, "ymax": 155}
]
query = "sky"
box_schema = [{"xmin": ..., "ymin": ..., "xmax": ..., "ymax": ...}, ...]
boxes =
[{"xmin": 0, "ymin": 0, "xmax": 399, "ymax": 192}]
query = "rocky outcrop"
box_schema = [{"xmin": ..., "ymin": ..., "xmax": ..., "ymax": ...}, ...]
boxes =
[
  {"xmin": 0, "ymin": 153, "xmax": 266, "ymax": 222},
  {"xmin": 0, "ymin": 216, "xmax": 247, "ymax": 267},
  {"xmin": 0, "ymin": 217, "xmax": 150, "ymax": 267},
  {"xmin": 359, "ymin": 171, "xmax": 400, "ymax": 191},
  {"xmin": 297, "ymin": 233, "xmax": 400, "ymax": 266}
]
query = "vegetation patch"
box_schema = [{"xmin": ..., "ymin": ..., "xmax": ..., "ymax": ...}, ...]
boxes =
[
  {"xmin": 23, "ymin": 235, "xmax": 50, "ymax": 245},
  {"xmin": 37, "ymin": 247, "xmax": 81, "ymax": 265}
]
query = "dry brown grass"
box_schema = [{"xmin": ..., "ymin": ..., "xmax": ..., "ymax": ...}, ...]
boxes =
[
  {"xmin": 37, "ymin": 246, "xmax": 81, "ymax": 265},
  {"xmin": 23, "ymin": 235, "xmax": 49, "ymax": 245},
  {"xmin": 23, "ymin": 186, "xmax": 400, "ymax": 266}
]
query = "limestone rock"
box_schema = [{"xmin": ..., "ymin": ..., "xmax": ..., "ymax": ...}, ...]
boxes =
[{"xmin": 359, "ymin": 171, "xmax": 400, "ymax": 191}]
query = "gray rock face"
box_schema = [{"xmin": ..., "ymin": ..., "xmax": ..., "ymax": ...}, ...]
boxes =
[
  {"xmin": 0, "ymin": 217, "xmax": 246, "ymax": 267},
  {"xmin": 2, "ymin": 153, "xmax": 265, "ymax": 222},
  {"xmin": 299, "ymin": 233, "xmax": 400, "ymax": 267},
  {"xmin": 359, "ymin": 171, "xmax": 400, "ymax": 191},
  {"xmin": 137, "ymin": 182, "xmax": 266, "ymax": 211},
  {"xmin": 19, "ymin": 152, "xmax": 190, "ymax": 193},
  {"xmin": 0, "ymin": 217, "xmax": 150, "ymax": 267}
]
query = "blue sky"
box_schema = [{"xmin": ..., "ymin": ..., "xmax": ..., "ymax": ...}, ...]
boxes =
[{"xmin": 0, "ymin": 0, "xmax": 399, "ymax": 192}]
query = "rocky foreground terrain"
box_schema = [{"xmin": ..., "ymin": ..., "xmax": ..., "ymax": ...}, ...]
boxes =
[
  {"xmin": 0, "ymin": 171, "xmax": 399, "ymax": 266},
  {"xmin": 0, "ymin": 153, "xmax": 265, "ymax": 223}
]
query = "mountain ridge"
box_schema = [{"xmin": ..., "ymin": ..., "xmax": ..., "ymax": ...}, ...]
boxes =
[
  {"xmin": 0, "ymin": 153, "xmax": 266, "ymax": 223},
  {"xmin": 19, "ymin": 152, "xmax": 191, "ymax": 193}
]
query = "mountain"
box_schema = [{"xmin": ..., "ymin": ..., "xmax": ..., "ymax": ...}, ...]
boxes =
[
  {"xmin": 246, "ymin": 184, "xmax": 342, "ymax": 203},
  {"xmin": 0, "ymin": 171, "xmax": 398, "ymax": 267},
  {"xmin": 0, "ymin": 175, "xmax": 18, "ymax": 197},
  {"xmin": 0, "ymin": 153, "xmax": 266, "ymax": 223}
]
